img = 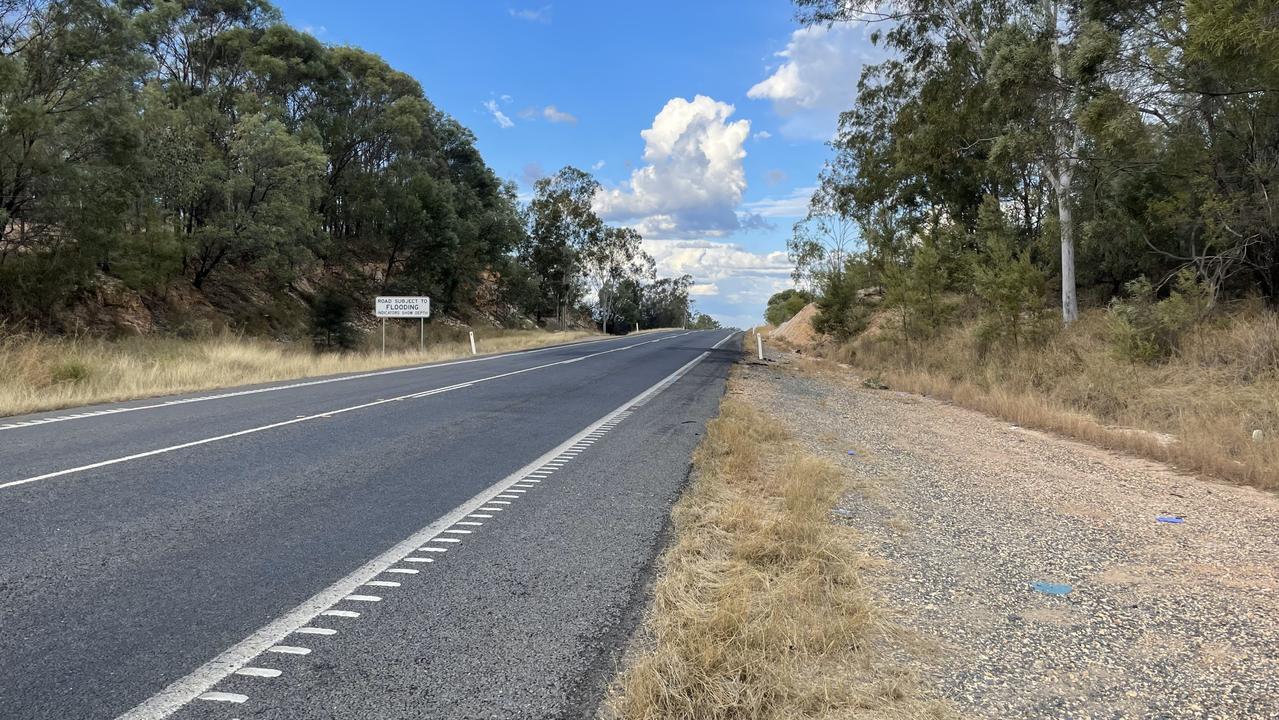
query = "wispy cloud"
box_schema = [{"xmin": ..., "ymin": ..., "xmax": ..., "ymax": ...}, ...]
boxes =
[
  {"xmin": 753, "ymin": 130, "xmax": 772, "ymax": 140},
  {"xmin": 483, "ymin": 99, "xmax": 514, "ymax": 129},
  {"xmin": 742, "ymin": 186, "xmax": 816, "ymax": 219},
  {"xmin": 509, "ymin": 5, "xmax": 551, "ymax": 23},
  {"xmin": 542, "ymin": 105, "xmax": 578, "ymax": 124},
  {"xmin": 591, "ymin": 160, "xmax": 606, "ymax": 171},
  {"xmin": 516, "ymin": 104, "xmax": 580, "ymax": 125}
]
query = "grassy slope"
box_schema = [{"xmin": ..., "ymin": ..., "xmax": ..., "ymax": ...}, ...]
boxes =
[
  {"xmin": 0, "ymin": 328, "xmax": 594, "ymax": 417},
  {"xmin": 839, "ymin": 304, "xmax": 1279, "ymax": 491}
]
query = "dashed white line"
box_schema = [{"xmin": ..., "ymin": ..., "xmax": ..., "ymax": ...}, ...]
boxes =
[
  {"xmin": 384, "ymin": 568, "xmax": 419, "ymax": 574},
  {"xmin": 402, "ymin": 557, "xmax": 434, "ymax": 563},
  {"xmin": 343, "ymin": 594, "xmax": 382, "ymax": 602},
  {"xmin": 468, "ymin": 514, "xmax": 493, "ymax": 518},
  {"xmin": 418, "ymin": 546, "xmax": 449, "ymax": 552},
  {"xmin": 322, "ymin": 610, "xmax": 359, "ymax": 618},
  {"xmin": 233, "ymin": 667, "xmax": 281, "ymax": 678},
  {"xmin": 427, "ymin": 538, "xmax": 460, "ymax": 544},
  {"xmin": 455, "ymin": 521, "xmax": 483, "ymax": 526},
  {"xmin": 266, "ymin": 646, "xmax": 310, "ymax": 655},
  {"xmin": 444, "ymin": 529, "xmax": 472, "ymax": 534},
  {"xmin": 197, "ymin": 692, "xmax": 247, "ymax": 704},
  {"xmin": 294, "ymin": 627, "xmax": 337, "ymax": 636},
  {"xmin": 364, "ymin": 580, "xmax": 400, "ymax": 587}
]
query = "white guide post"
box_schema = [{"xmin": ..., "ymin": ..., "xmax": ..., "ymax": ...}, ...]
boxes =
[
  {"xmin": 757, "ymin": 333, "xmax": 764, "ymax": 361},
  {"xmin": 381, "ymin": 318, "xmax": 386, "ymax": 355},
  {"xmin": 469, "ymin": 331, "xmax": 477, "ymax": 355}
]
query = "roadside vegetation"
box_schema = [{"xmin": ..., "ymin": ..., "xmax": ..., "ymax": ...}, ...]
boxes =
[
  {"xmin": 0, "ymin": 327, "xmax": 591, "ymax": 417},
  {"xmin": 607, "ymin": 380, "xmax": 945, "ymax": 719},
  {"xmin": 767, "ymin": 0, "xmax": 1279, "ymax": 491},
  {"xmin": 0, "ymin": 1, "xmax": 716, "ymax": 344}
]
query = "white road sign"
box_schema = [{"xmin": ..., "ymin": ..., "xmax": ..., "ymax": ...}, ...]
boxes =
[{"xmin": 375, "ymin": 296, "xmax": 431, "ymax": 318}]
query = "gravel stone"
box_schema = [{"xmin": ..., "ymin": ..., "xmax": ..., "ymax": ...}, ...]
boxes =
[{"xmin": 740, "ymin": 354, "xmax": 1279, "ymax": 719}]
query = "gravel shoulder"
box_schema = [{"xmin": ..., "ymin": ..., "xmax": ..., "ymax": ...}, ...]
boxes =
[{"xmin": 741, "ymin": 352, "xmax": 1279, "ymax": 719}]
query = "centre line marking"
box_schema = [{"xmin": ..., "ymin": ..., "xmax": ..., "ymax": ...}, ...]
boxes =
[
  {"xmin": 113, "ymin": 331, "xmax": 738, "ymax": 720},
  {"xmin": 322, "ymin": 610, "xmax": 359, "ymax": 618},
  {"xmin": 2, "ymin": 331, "xmax": 700, "ymax": 492},
  {"xmin": 0, "ymin": 332, "xmax": 692, "ymax": 432},
  {"xmin": 267, "ymin": 646, "xmax": 310, "ymax": 655}
]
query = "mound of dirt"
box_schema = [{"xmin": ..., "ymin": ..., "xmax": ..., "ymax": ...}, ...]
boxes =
[{"xmin": 769, "ymin": 302, "xmax": 822, "ymax": 348}]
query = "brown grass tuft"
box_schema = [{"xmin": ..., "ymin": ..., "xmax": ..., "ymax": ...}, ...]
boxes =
[
  {"xmin": 606, "ymin": 390, "xmax": 948, "ymax": 719},
  {"xmin": 0, "ymin": 328, "xmax": 594, "ymax": 417}
]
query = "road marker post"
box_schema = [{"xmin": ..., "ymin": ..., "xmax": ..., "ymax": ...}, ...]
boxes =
[
  {"xmin": 469, "ymin": 331, "xmax": 477, "ymax": 355},
  {"xmin": 419, "ymin": 318, "xmax": 424, "ymax": 353},
  {"xmin": 381, "ymin": 319, "xmax": 386, "ymax": 355},
  {"xmin": 757, "ymin": 333, "xmax": 764, "ymax": 361}
]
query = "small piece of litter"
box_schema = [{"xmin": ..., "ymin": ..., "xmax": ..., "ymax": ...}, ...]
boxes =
[
  {"xmin": 1030, "ymin": 581, "xmax": 1072, "ymax": 596},
  {"xmin": 1253, "ymin": 429, "xmax": 1264, "ymax": 443},
  {"xmin": 846, "ymin": 450, "xmax": 858, "ymax": 456},
  {"xmin": 1156, "ymin": 515, "xmax": 1185, "ymax": 524}
]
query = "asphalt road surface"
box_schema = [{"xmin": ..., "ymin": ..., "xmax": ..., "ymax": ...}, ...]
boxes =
[{"xmin": 0, "ymin": 329, "xmax": 739, "ymax": 719}]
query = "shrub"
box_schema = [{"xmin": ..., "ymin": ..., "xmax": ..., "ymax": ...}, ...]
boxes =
[
  {"xmin": 50, "ymin": 360, "xmax": 91, "ymax": 384},
  {"xmin": 971, "ymin": 197, "xmax": 1053, "ymax": 354},
  {"xmin": 310, "ymin": 290, "xmax": 360, "ymax": 351},
  {"xmin": 1107, "ymin": 269, "xmax": 1212, "ymax": 363}
]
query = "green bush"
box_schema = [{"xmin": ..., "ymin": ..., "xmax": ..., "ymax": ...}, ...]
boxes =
[
  {"xmin": 764, "ymin": 289, "xmax": 814, "ymax": 326},
  {"xmin": 971, "ymin": 197, "xmax": 1053, "ymax": 354},
  {"xmin": 310, "ymin": 290, "xmax": 360, "ymax": 351},
  {"xmin": 50, "ymin": 360, "xmax": 91, "ymax": 384},
  {"xmin": 1107, "ymin": 269, "xmax": 1212, "ymax": 363}
]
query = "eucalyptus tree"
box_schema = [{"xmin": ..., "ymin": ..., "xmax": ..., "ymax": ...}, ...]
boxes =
[
  {"xmin": 797, "ymin": 0, "xmax": 1131, "ymax": 322},
  {"xmin": 522, "ymin": 166, "xmax": 604, "ymax": 327},
  {"xmin": 584, "ymin": 225, "xmax": 653, "ymax": 333}
]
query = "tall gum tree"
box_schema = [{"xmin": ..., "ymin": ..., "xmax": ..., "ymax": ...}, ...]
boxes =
[{"xmin": 797, "ymin": 0, "xmax": 1114, "ymax": 322}]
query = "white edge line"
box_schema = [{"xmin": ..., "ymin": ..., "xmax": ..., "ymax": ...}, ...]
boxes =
[{"xmin": 114, "ymin": 329, "xmax": 736, "ymax": 720}]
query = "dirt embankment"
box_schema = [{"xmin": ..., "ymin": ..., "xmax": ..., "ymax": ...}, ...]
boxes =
[{"xmin": 768, "ymin": 302, "xmax": 822, "ymax": 348}]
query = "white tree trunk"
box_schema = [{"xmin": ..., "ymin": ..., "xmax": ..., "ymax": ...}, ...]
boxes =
[{"xmin": 1056, "ymin": 175, "xmax": 1079, "ymax": 323}]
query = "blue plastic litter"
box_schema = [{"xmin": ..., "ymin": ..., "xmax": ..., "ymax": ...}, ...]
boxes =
[
  {"xmin": 1156, "ymin": 515, "xmax": 1185, "ymax": 524},
  {"xmin": 846, "ymin": 450, "xmax": 858, "ymax": 456},
  {"xmin": 1030, "ymin": 581, "xmax": 1072, "ymax": 596}
]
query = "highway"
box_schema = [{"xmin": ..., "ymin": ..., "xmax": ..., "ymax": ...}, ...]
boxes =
[{"xmin": 0, "ymin": 329, "xmax": 739, "ymax": 719}]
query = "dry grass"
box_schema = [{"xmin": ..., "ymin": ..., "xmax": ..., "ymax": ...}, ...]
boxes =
[
  {"xmin": 0, "ymin": 327, "xmax": 594, "ymax": 417},
  {"xmin": 843, "ymin": 304, "xmax": 1279, "ymax": 490},
  {"xmin": 605, "ymin": 385, "xmax": 947, "ymax": 719}
]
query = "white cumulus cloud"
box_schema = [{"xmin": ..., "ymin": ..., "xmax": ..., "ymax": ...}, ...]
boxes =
[
  {"xmin": 747, "ymin": 24, "xmax": 877, "ymax": 139},
  {"xmin": 483, "ymin": 99, "xmax": 514, "ymax": 129},
  {"xmin": 595, "ymin": 95, "xmax": 750, "ymax": 238}
]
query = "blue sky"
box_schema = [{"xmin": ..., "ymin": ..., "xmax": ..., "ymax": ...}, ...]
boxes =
[{"xmin": 273, "ymin": 0, "xmax": 877, "ymax": 329}]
